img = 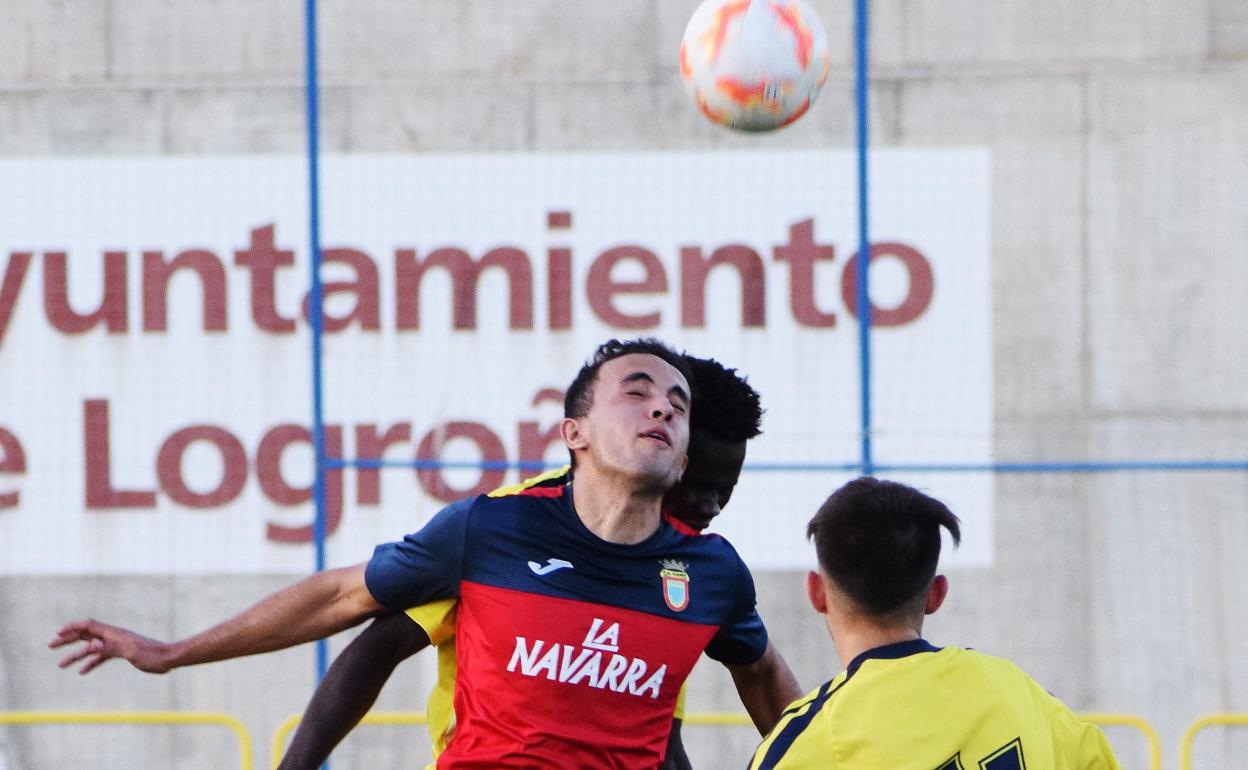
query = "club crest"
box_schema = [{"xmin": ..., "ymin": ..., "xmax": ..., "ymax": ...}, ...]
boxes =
[{"xmin": 659, "ymin": 559, "xmax": 690, "ymax": 612}]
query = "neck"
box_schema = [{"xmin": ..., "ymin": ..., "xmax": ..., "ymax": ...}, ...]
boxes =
[
  {"xmin": 827, "ymin": 615, "xmax": 923, "ymax": 672},
  {"xmin": 570, "ymin": 467, "xmax": 665, "ymax": 545}
]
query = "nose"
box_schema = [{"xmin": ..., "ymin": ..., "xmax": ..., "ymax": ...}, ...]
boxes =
[{"xmin": 651, "ymin": 400, "xmax": 674, "ymax": 421}]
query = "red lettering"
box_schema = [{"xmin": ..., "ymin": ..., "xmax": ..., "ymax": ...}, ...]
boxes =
[
  {"xmin": 44, "ymin": 252, "xmax": 129, "ymax": 334},
  {"xmin": 156, "ymin": 426, "xmax": 247, "ymax": 507},
  {"xmin": 518, "ymin": 388, "xmax": 566, "ymax": 473},
  {"xmin": 774, "ymin": 219, "xmax": 836, "ymax": 327},
  {"xmin": 841, "ymin": 243, "xmax": 934, "ymax": 326},
  {"xmin": 142, "ymin": 249, "xmax": 228, "ymax": 332},
  {"xmin": 256, "ymin": 425, "xmax": 344, "ymax": 543},
  {"xmin": 83, "ymin": 399, "xmax": 157, "ymax": 509},
  {"xmin": 303, "ymin": 248, "xmax": 381, "ymax": 332},
  {"xmin": 0, "ymin": 253, "xmax": 32, "ymax": 346},
  {"xmin": 586, "ymin": 246, "xmax": 666, "ymax": 329},
  {"xmin": 235, "ymin": 224, "xmax": 297, "ymax": 333},
  {"xmin": 355, "ymin": 422, "xmax": 413, "ymax": 505},
  {"xmin": 395, "ymin": 246, "xmax": 533, "ymax": 330},
  {"xmin": 0, "ymin": 425, "xmax": 26, "ymax": 509},
  {"xmin": 548, "ymin": 248, "xmax": 573, "ymax": 330},
  {"xmin": 680, "ymin": 244, "xmax": 766, "ymax": 327},
  {"xmin": 416, "ymin": 422, "xmax": 506, "ymax": 503},
  {"xmin": 547, "ymin": 211, "xmax": 573, "ymax": 329}
]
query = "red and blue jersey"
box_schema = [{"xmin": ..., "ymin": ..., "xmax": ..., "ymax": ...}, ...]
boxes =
[{"xmin": 365, "ymin": 476, "xmax": 768, "ymax": 769}]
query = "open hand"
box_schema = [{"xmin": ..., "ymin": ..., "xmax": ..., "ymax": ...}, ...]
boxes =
[{"xmin": 49, "ymin": 620, "xmax": 173, "ymax": 675}]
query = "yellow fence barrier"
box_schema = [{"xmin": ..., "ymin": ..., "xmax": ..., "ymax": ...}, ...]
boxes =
[
  {"xmin": 1080, "ymin": 713, "xmax": 1162, "ymax": 770},
  {"xmin": 270, "ymin": 711, "xmax": 427, "ymax": 769},
  {"xmin": 0, "ymin": 710, "xmax": 254, "ymax": 770},
  {"xmin": 267, "ymin": 709, "xmax": 1166, "ymax": 770},
  {"xmin": 1180, "ymin": 712, "xmax": 1248, "ymax": 770}
]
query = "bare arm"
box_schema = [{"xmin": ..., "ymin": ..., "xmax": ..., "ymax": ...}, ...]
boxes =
[
  {"xmin": 723, "ymin": 641, "xmax": 802, "ymax": 734},
  {"xmin": 50, "ymin": 564, "xmax": 383, "ymax": 674},
  {"xmin": 278, "ymin": 613, "xmax": 432, "ymax": 770}
]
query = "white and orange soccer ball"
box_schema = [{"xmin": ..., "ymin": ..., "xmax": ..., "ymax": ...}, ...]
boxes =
[{"xmin": 680, "ymin": 0, "xmax": 830, "ymax": 132}]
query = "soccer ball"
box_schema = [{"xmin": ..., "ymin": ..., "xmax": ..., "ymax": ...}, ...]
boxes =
[{"xmin": 680, "ymin": 0, "xmax": 830, "ymax": 132}]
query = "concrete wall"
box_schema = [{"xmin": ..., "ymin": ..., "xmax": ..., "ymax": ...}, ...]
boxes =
[{"xmin": 2, "ymin": 1, "xmax": 1246, "ymax": 768}]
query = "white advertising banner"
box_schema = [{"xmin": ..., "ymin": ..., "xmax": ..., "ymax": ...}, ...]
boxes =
[{"xmin": 0, "ymin": 151, "xmax": 991, "ymax": 574}]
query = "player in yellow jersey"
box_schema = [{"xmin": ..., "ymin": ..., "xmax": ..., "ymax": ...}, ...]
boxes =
[
  {"xmin": 749, "ymin": 477, "xmax": 1122, "ymax": 770},
  {"xmin": 277, "ymin": 355, "xmax": 800, "ymax": 770}
]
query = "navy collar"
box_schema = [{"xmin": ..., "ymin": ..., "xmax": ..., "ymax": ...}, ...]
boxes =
[{"xmin": 844, "ymin": 638, "xmax": 941, "ymax": 682}]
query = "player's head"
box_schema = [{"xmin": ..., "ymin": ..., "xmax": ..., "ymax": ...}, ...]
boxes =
[
  {"xmin": 662, "ymin": 355, "xmax": 763, "ymax": 531},
  {"xmin": 806, "ymin": 477, "xmax": 961, "ymax": 627},
  {"xmin": 561, "ymin": 338, "xmax": 693, "ymax": 490}
]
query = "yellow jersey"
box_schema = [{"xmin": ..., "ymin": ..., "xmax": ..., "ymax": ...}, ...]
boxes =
[{"xmin": 749, "ymin": 640, "xmax": 1122, "ymax": 770}]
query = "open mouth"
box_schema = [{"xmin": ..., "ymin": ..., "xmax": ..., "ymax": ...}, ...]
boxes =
[{"xmin": 640, "ymin": 429, "xmax": 672, "ymax": 447}]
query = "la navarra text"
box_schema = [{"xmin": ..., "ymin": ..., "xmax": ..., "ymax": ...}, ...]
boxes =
[
  {"xmin": 0, "ymin": 390, "xmax": 568, "ymax": 543},
  {"xmin": 0, "ymin": 213, "xmax": 933, "ymax": 344}
]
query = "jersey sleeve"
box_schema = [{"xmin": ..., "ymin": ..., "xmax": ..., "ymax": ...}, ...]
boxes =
[
  {"xmin": 365, "ymin": 497, "xmax": 474, "ymax": 612},
  {"xmin": 1043, "ymin": 686, "xmax": 1125, "ymax": 770},
  {"xmin": 1076, "ymin": 723, "xmax": 1124, "ymax": 770},
  {"xmin": 404, "ymin": 598, "xmax": 459, "ymax": 646},
  {"xmin": 703, "ymin": 551, "xmax": 769, "ymax": 665}
]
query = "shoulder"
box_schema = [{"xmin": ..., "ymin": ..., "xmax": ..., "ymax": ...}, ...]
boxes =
[
  {"xmin": 930, "ymin": 647, "xmax": 1059, "ymax": 704},
  {"xmin": 750, "ymin": 677, "xmax": 844, "ymax": 770},
  {"xmin": 486, "ymin": 466, "xmax": 570, "ymax": 499},
  {"xmin": 666, "ymin": 524, "xmax": 749, "ymax": 565},
  {"xmin": 456, "ymin": 467, "xmax": 571, "ymax": 528}
]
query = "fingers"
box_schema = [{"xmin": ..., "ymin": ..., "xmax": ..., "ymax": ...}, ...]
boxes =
[
  {"xmin": 56, "ymin": 638, "xmax": 109, "ymax": 670},
  {"xmin": 48, "ymin": 620, "xmax": 97, "ymax": 649},
  {"xmin": 51, "ymin": 621, "xmax": 118, "ymax": 676},
  {"xmin": 77, "ymin": 650, "xmax": 111, "ymax": 675}
]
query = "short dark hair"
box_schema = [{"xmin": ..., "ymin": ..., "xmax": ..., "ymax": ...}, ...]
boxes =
[
  {"xmin": 683, "ymin": 356, "xmax": 763, "ymax": 443},
  {"xmin": 564, "ymin": 338, "xmax": 693, "ymax": 419},
  {"xmin": 807, "ymin": 477, "xmax": 961, "ymax": 617}
]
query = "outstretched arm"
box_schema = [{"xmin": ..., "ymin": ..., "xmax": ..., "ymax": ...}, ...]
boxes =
[
  {"xmin": 278, "ymin": 613, "xmax": 432, "ymax": 770},
  {"xmin": 50, "ymin": 564, "xmax": 383, "ymax": 675},
  {"xmin": 723, "ymin": 641, "xmax": 802, "ymax": 734}
]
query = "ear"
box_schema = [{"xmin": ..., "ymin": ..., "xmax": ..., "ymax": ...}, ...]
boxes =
[
  {"xmin": 924, "ymin": 574, "xmax": 948, "ymax": 615},
  {"xmin": 806, "ymin": 570, "xmax": 828, "ymax": 614},
  {"xmin": 560, "ymin": 416, "xmax": 588, "ymax": 453}
]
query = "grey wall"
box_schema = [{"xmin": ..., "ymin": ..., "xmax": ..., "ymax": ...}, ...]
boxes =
[{"xmin": 2, "ymin": 1, "xmax": 1246, "ymax": 768}]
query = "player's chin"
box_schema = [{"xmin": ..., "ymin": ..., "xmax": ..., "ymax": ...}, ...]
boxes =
[
  {"xmin": 685, "ymin": 516, "xmax": 714, "ymax": 532},
  {"xmin": 632, "ymin": 458, "xmax": 684, "ymax": 491}
]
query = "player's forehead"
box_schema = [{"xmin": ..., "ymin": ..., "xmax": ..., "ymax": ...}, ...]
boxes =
[{"xmin": 596, "ymin": 353, "xmax": 690, "ymax": 397}]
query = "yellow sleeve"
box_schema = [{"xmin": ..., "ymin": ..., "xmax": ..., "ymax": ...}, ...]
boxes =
[
  {"xmin": 1043, "ymin": 688, "xmax": 1124, "ymax": 770},
  {"xmin": 1075, "ymin": 721, "xmax": 1124, "ymax": 770},
  {"xmin": 673, "ymin": 681, "xmax": 688, "ymax": 720},
  {"xmin": 404, "ymin": 598, "xmax": 458, "ymax": 645}
]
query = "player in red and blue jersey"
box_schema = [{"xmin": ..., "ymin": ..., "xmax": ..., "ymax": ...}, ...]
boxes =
[
  {"xmin": 52, "ymin": 339, "xmax": 799, "ymax": 769},
  {"xmin": 276, "ymin": 354, "xmax": 795, "ymax": 770}
]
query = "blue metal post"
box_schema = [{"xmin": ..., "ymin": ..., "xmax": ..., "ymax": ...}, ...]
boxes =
[
  {"xmin": 303, "ymin": 0, "xmax": 330, "ymax": 695},
  {"xmin": 854, "ymin": 0, "xmax": 873, "ymax": 476}
]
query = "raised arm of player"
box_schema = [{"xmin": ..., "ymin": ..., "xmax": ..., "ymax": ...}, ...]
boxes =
[
  {"xmin": 49, "ymin": 564, "xmax": 383, "ymax": 674},
  {"xmin": 277, "ymin": 612, "xmax": 432, "ymax": 770},
  {"xmin": 724, "ymin": 641, "xmax": 803, "ymax": 734}
]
